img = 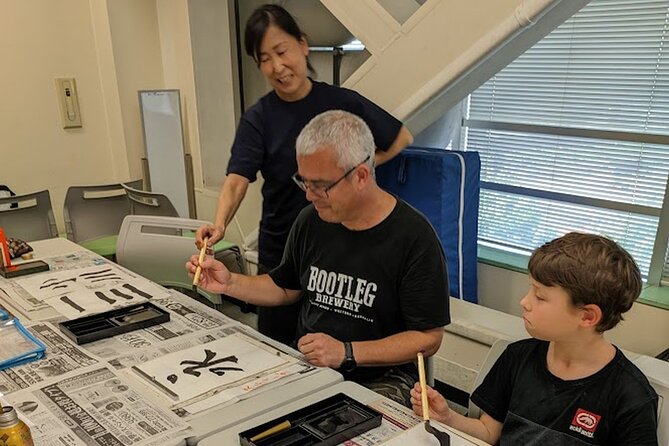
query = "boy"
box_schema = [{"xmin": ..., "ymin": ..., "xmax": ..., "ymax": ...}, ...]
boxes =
[{"xmin": 411, "ymin": 232, "xmax": 658, "ymax": 445}]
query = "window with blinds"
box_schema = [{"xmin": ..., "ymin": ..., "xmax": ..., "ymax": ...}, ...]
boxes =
[{"xmin": 463, "ymin": 0, "xmax": 669, "ymax": 282}]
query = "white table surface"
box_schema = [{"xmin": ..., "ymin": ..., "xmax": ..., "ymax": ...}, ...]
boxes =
[
  {"xmin": 198, "ymin": 381, "xmax": 490, "ymax": 446},
  {"xmin": 17, "ymin": 236, "xmax": 80, "ymax": 260},
  {"xmin": 2, "ymin": 237, "xmax": 343, "ymax": 445}
]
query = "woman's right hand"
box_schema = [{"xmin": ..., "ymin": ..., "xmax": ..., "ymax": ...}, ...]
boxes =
[
  {"xmin": 410, "ymin": 382, "xmax": 452, "ymax": 425},
  {"xmin": 195, "ymin": 224, "xmax": 225, "ymax": 250}
]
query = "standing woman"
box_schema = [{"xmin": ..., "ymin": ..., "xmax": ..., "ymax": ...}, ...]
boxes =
[{"xmin": 196, "ymin": 4, "xmax": 413, "ymax": 345}]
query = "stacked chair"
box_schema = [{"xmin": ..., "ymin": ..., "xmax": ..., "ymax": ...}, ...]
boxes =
[
  {"xmin": 63, "ymin": 180, "xmax": 142, "ymax": 257},
  {"xmin": 115, "ymin": 214, "xmax": 245, "ymax": 310},
  {"xmin": 122, "ymin": 183, "xmax": 179, "ymax": 217},
  {"xmin": 7, "ymin": 180, "xmax": 246, "ymax": 313},
  {"xmin": 0, "ymin": 190, "xmax": 58, "ymax": 241}
]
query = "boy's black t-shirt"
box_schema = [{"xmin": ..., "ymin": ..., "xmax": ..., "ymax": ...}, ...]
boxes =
[
  {"xmin": 471, "ymin": 339, "xmax": 658, "ymax": 445},
  {"xmin": 269, "ymin": 199, "xmax": 450, "ymax": 382}
]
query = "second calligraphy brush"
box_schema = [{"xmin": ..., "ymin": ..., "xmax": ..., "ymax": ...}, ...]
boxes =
[
  {"xmin": 418, "ymin": 352, "xmax": 451, "ymax": 446},
  {"xmin": 248, "ymin": 400, "xmax": 344, "ymax": 443},
  {"xmin": 192, "ymin": 237, "xmax": 209, "ymax": 294}
]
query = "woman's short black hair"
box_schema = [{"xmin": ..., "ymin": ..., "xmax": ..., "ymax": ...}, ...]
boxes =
[{"xmin": 244, "ymin": 3, "xmax": 315, "ymax": 75}]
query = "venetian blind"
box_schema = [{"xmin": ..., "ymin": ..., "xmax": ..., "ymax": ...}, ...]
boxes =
[{"xmin": 464, "ymin": 0, "xmax": 669, "ymax": 278}]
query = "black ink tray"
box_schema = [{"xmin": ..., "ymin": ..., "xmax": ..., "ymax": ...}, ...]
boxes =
[
  {"xmin": 58, "ymin": 302, "xmax": 170, "ymax": 345},
  {"xmin": 239, "ymin": 393, "xmax": 382, "ymax": 446},
  {"xmin": 0, "ymin": 260, "xmax": 50, "ymax": 278}
]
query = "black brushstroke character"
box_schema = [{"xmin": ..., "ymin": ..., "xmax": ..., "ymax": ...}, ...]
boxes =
[
  {"xmin": 40, "ymin": 278, "xmax": 76, "ymax": 289},
  {"xmin": 95, "ymin": 292, "xmax": 115, "ymax": 304},
  {"xmin": 178, "ymin": 350, "xmax": 243, "ymax": 377},
  {"xmin": 167, "ymin": 374, "xmax": 178, "ymax": 384},
  {"xmin": 122, "ymin": 284, "xmax": 152, "ymax": 298},
  {"xmin": 60, "ymin": 295, "xmax": 85, "ymax": 312},
  {"xmin": 83, "ymin": 272, "xmax": 119, "ymax": 280},
  {"xmin": 208, "ymin": 366, "xmax": 244, "ymax": 376},
  {"xmin": 90, "ymin": 276, "xmax": 123, "ymax": 283},
  {"xmin": 110, "ymin": 288, "xmax": 134, "ymax": 300},
  {"xmin": 79, "ymin": 268, "xmax": 113, "ymax": 277}
]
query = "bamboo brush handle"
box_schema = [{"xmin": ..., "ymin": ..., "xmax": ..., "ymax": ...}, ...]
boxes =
[
  {"xmin": 249, "ymin": 420, "xmax": 292, "ymax": 442},
  {"xmin": 193, "ymin": 237, "xmax": 209, "ymax": 286},
  {"xmin": 417, "ymin": 352, "xmax": 430, "ymax": 422}
]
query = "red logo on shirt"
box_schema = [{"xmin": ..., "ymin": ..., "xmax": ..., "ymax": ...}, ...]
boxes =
[{"xmin": 571, "ymin": 408, "xmax": 601, "ymax": 433}]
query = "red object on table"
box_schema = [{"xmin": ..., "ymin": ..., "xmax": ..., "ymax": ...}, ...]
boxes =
[{"xmin": 0, "ymin": 228, "xmax": 12, "ymax": 267}]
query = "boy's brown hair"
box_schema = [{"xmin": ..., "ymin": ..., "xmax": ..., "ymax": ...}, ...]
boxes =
[{"xmin": 528, "ymin": 232, "xmax": 641, "ymax": 332}]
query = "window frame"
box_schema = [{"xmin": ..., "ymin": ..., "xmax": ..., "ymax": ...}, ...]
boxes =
[{"xmin": 460, "ymin": 0, "xmax": 669, "ymax": 309}]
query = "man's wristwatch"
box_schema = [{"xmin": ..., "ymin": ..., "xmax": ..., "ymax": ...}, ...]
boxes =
[{"xmin": 340, "ymin": 341, "xmax": 357, "ymax": 372}]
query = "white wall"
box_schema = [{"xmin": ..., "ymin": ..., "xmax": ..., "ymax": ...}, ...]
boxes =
[
  {"xmin": 106, "ymin": 0, "xmax": 165, "ymax": 181},
  {"xmin": 189, "ymin": 0, "xmax": 240, "ymax": 191},
  {"xmin": 0, "ymin": 0, "xmax": 129, "ymax": 234},
  {"xmin": 1, "ymin": 0, "xmax": 209, "ymax": 233}
]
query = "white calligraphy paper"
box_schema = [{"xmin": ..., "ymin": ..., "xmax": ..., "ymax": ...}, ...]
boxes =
[
  {"xmin": 15, "ymin": 265, "xmax": 169, "ymax": 318},
  {"xmin": 133, "ymin": 333, "xmax": 288, "ymax": 402},
  {"xmin": 383, "ymin": 422, "xmax": 485, "ymax": 446},
  {"xmin": 16, "ymin": 265, "xmax": 138, "ymax": 300}
]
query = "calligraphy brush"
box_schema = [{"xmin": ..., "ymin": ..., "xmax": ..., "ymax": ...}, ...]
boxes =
[
  {"xmin": 418, "ymin": 352, "xmax": 451, "ymax": 446},
  {"xmin": 192, "ymin": 237, "xmax": 209, "ymax": 294},
  {"xmin": 248, "ymin": 400, "xmax": 344, "ymax": 443}
]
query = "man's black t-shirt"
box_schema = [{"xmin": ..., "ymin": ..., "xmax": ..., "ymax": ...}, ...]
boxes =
[
  {"xmin": 227, "ymin": 80, "xmax": 403, "ymax": 267},
  {"xmin": 471, "ymin": 339, "xmax": 658, "ymax": 445},
  {"xmin": 269, "ymin": 198, "xmax": 451, "ymax": 382}
]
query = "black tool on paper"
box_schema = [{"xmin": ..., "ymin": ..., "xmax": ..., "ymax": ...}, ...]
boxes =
[
  {"xmin": 238, "ymin": 393, "xmax": 382, "ymax": 446},
  {"xmin": 58, "ymin": 302, "xmax": 170, "ymax": 345},
  {"xmin": 0, "ymin": 260, "xmax": 50, "ymax": 279}
]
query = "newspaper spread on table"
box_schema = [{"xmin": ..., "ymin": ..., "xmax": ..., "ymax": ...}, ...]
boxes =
[
  {"xmin": 83, "ymin": 292, "xmax": 245, "ymax": 370},
  {"xmin": 5, "ymin": 366, "xmax": 189, "ymax": 446},
  {"xmin": 88, "ymin": 292, "xmax": 314, "ymax": 416},
  {"xmin": 0, "ymin": 322, "xmax": 100, "ymax": 394},
  {"xmin": 340, "ymin": 397, "xmax": 423, "ymax": 445},
  {"xmin": 1, "ymin": 262, "xmax": 322, "ymax": 442},
  {"xmin": 350, "ymin": 398, "xmax": 486, "ymax": 446}
]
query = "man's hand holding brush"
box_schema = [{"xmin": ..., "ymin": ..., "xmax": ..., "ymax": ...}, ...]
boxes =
[{"xmin": 186, "ymin": 238, "xmax": 233, "ymax": 295}]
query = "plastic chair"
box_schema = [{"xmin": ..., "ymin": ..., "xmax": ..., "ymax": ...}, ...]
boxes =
[
  {"xmin": 232, "ymin": 217, "xmax": 259, "ymax": 275},
  {"xmin": 0, "ymin": 190, "xmax": 58, "ymax": 241},
  {"xmin": 116, "ymin": 215, "xmax": 245, "ymax": 309},
  {"xmin": 0, "ymin": 185, "xmax": 17, "ymax": 211},
  {"xmin": 633, "ymin": 355, "xmax": 669, "ymax": 445},
  {"xmin": 426, "ymin": 355, "xmax": 435, "ymax": 387},
  {"xmin": 122, "ymin": 184, "xmax": 179, "ymax": 217},
  {"xmin": 63, "ymin": 180, "xmax": 142, "ymax": 257},
  {"xmin": 468, "ymin": 338, "xmax": 512, "ymax": 419}
]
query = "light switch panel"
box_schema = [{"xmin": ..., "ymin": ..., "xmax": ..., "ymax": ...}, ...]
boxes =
[{"xmin": 55, "ymin": 78, "xmax": 82, "ymax": 128}]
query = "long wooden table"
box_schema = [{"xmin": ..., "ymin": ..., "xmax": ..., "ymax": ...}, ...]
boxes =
[{"xmin": 0, "ymin": 237, "xmax": 342, "ymax": 445}]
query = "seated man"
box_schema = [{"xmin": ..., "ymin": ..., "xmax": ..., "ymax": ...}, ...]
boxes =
[
  {"xmin": 411, "ymin": 232, "xmax": 658, "ymax": 445},
  {"xmin": 187, "ymin": 110, "xmax": 450, "ymax": 406}
]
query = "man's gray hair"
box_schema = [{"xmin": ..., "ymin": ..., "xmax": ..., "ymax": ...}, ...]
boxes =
[{"xmin": 296, "ymin": 110, "xmax": 375, "ymax": 171}]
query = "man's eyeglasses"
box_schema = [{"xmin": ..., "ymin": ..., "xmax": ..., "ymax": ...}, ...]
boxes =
[{"xmin": 292, "ymin": 155, "xmax": 371, "ymax": 198}]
